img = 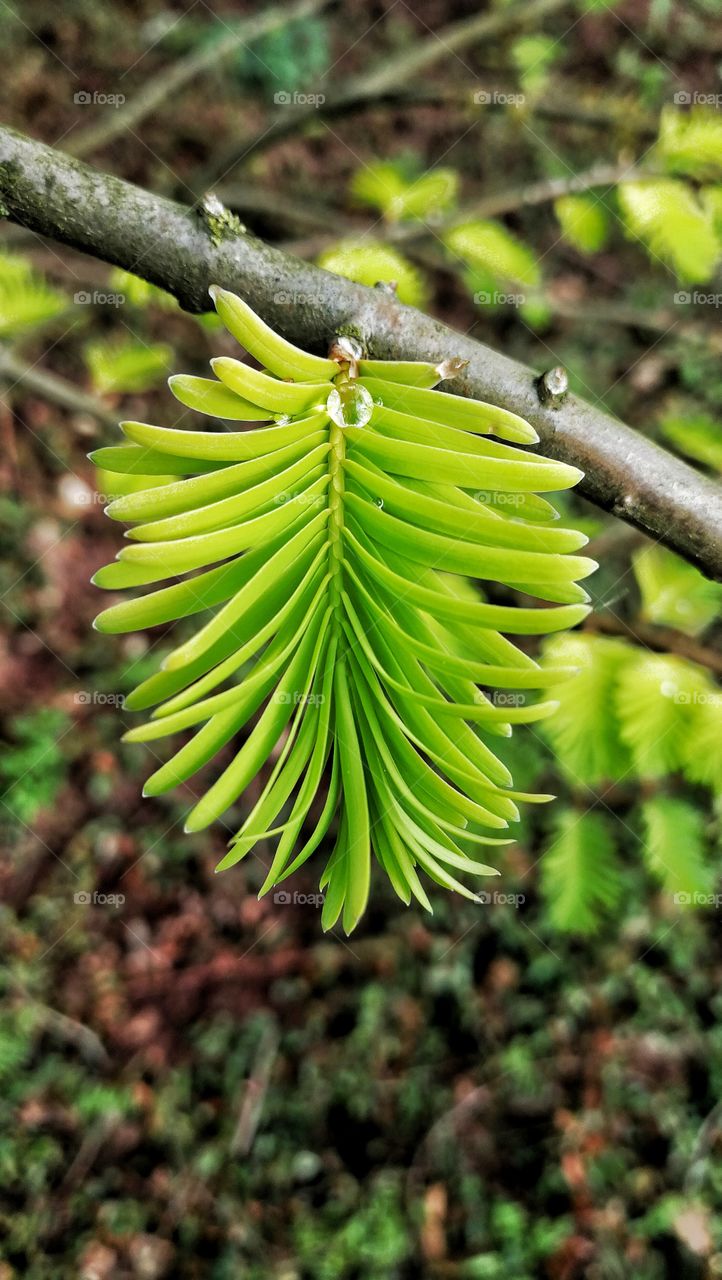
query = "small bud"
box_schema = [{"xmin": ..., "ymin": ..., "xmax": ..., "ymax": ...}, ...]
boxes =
[
  {"xmin": 537, "ymin": 365, "xmax": 568, "ymax": 408},
  {"xmin": 435, "ymin": 357, "xmax": 468, "ymax": 382},
  {"xmin": 328, "ymin": 334, "xmax": 364, "ymax": 377},
  {"xmin": 202, "ymin": 193, "xmax": 225, "ymax": 218}
]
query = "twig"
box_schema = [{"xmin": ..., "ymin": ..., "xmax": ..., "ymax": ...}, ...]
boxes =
[
  {"xmin": 27, "ymin": 999, "xmax": 110, "ymax": 1068},
  {"xmin": 230, "ymin": 1021, "xmax": 280, "ymax": 1156},
  {"xmin": 66, "ymin": 0, "xmax": 332, "ymax": 160},
  {"xmin": 224, "ymin": 161, "xmax": 645, "ymax": 256},
  {"xmin": 584, "ymin": 613, "xmax": 722, "ymax": 676},
  {"xmin": 584, "ymin": 524, "xmax": 648, "ymax": 562},
  {"xmin": 1, "ymin": 126, "xmax": 721, "ymax": 578},
  {"xmin": 218, "ymin": 182, "xmax": 361, "ymax": 236},
  {"xmin": 0, "ymin": 344, "xmax": 116, "ymax": 425},
  {"xmin": 61, "ymin": 1113, "xmax": 121, "ymax": 1190},
  {"xmin": 389, "ymin": 162, "xmax": 645, "ymax": 241},
  {"xmin": 685, "ymin": 1101, "xmax": 722, "ymax": 1194},
  {"xmin": 223, "ymin": 184, "xmax": 714, "ymax": 345}
]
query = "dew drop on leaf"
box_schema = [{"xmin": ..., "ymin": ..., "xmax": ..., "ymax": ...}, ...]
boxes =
[{"xmin": 326, "ymin": 381, "xmax": 374, "ymax": 428}]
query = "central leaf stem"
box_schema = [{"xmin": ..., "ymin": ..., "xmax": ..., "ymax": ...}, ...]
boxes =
[
  {"xmin": 325, "ymin": 359, "xmax": 372, "ymax": 651},
  {"xmin": 328, "ymin": 415, "xmax": 346, "ymax": 627}
]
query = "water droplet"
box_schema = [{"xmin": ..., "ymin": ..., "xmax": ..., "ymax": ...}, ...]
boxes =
[
  {"xmin": 375, "ymin": 497, "xmax": 384, "ymax": 509},
  {"xmin": 326, "ymin": 382, "xmax": 373, "ymax": 429}
]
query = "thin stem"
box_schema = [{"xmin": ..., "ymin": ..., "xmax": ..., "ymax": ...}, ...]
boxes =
[
  {"xmin": 67, "ymin": 0, "xmax": 331, "ymax": 161},
  {"xmin": 0, "ymin": 344, "xmax": 116, "ymax": 425},
  {"xmin": 327, "ymin": 418, "xmax": 346, "ymax": 621}
]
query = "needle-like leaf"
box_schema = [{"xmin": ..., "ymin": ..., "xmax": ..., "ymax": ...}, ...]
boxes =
[{"xmin": 92, "ymin": 287, "xmax": 594, "ymax": 931}]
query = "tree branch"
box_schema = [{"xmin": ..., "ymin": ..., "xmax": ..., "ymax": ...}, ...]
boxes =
[
  {"xmin": 0, "ymin": 344, "xmax": 116, "ymax": 425},
  {"xmin": 389, "ymin": 161, "xmax": 646, "ymax": 241},
  {"xmin": 585, "ymin": 612, "xmax": 722, "ymax": 677},
  {"xmin": 1, "ymin": 125, "xmax": 721, "ymax": 579}
]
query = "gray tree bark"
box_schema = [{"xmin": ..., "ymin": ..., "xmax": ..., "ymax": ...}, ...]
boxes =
[{"xmin": 1, "ymin": 124, "xmax": 721, "ymax": 578}]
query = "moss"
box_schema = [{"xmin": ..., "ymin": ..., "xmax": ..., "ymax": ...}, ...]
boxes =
[
  {"xmin": 198, "ymin": 194, "xmax": 246, "ymax": 247},
  {"xmin": 333, "ymin": 321, "xmax": 366, "ymax": 352},
  {"xmin": 0, "ymin": 158, "xmax": 21, "ymax": 217}
]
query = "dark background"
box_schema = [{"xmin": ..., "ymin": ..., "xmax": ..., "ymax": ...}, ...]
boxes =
[{"xmin": 1, "ymin": 1, "xmax": 722, "ymax": 1276}]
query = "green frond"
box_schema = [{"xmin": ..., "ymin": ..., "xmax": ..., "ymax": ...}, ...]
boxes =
[
  {"xmin": 540, "ymin": 633, "xmax": 631, "ymax": 786},
  {"xmin": 641, "ymin": 795, "xmax": 712, "ymax": 900},
  {"xmin": 511, "ymin": 34, "xmax": 559, "ymax": 95},
  {"xmin": 659, "ymin": 410, "xmax": 722, "ymax": 473},
  {"xmin": 554, "ymin": 195, "xmax": 610, "ymax": 254},
  {"xmin": 94, "ymin": 465, "xmax": 178, "ymax": 502},
  {"xmin": 541, "ymin": 809, "xmax": 621, "ymax": 933},
  {"xmin": 350, "ymin": 162, "xmax": 459, "ymax": 222},
  {"xmin": 679, "ymin": 691, "xmax": 722, "ymax": 793},
  {"xmin": 316, "ymin": 242, "xmax": 429, "ymax": 308},
  {"xmin": 92, "ymin": 286, "xmax": 593, "ymax": 931},
  {"xmin": 657, "ymin": 107, "xmax": 722, "ymax": 182},
  {"xmin": 633, "ymin": 545, "xmax": 722, "ymax": 636},
  {"xmin": 703, "ymin": 185, "xmax": 722, "ymax": 238},
  {"xmin": 0, "ymin": 252, "xmax": 67, "ymax": 337},
  {"xmin": 84, "ymin": 337, "xmax": 173, "ymax": 395},
  {"xmin": 443, "ymin": 220, "xmax": 541, "ymax": 290},
  {"xmin": 617, "ymin": 179, "xmax": 720, "ymax": 283},
  {"xmin": 108, "ymin": 267, "xmax": 179, "ymax": 310},
  {"xmin": 615, "ymin": 654, "xmax": 710, "ymax": 778}
]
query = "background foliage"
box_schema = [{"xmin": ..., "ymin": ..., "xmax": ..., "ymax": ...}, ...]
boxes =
[{"xmin": 1, "ymin": 0, "xmax": 722, "ymax": 1275}]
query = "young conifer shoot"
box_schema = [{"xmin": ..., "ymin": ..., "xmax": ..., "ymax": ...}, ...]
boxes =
[{"xmin": 91, "ymin": 286, "xmax": 595, "ymax": 933}]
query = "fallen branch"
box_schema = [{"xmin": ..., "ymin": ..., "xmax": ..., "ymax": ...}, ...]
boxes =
[{"xmin": 1, "ymin": 125, "xmax": 721, "ymax": 578}]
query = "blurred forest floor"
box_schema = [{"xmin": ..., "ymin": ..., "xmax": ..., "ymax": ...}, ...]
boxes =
[{"xmin": 1, "ymin": 1, "xmax": 722, "ymax": 1277}]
